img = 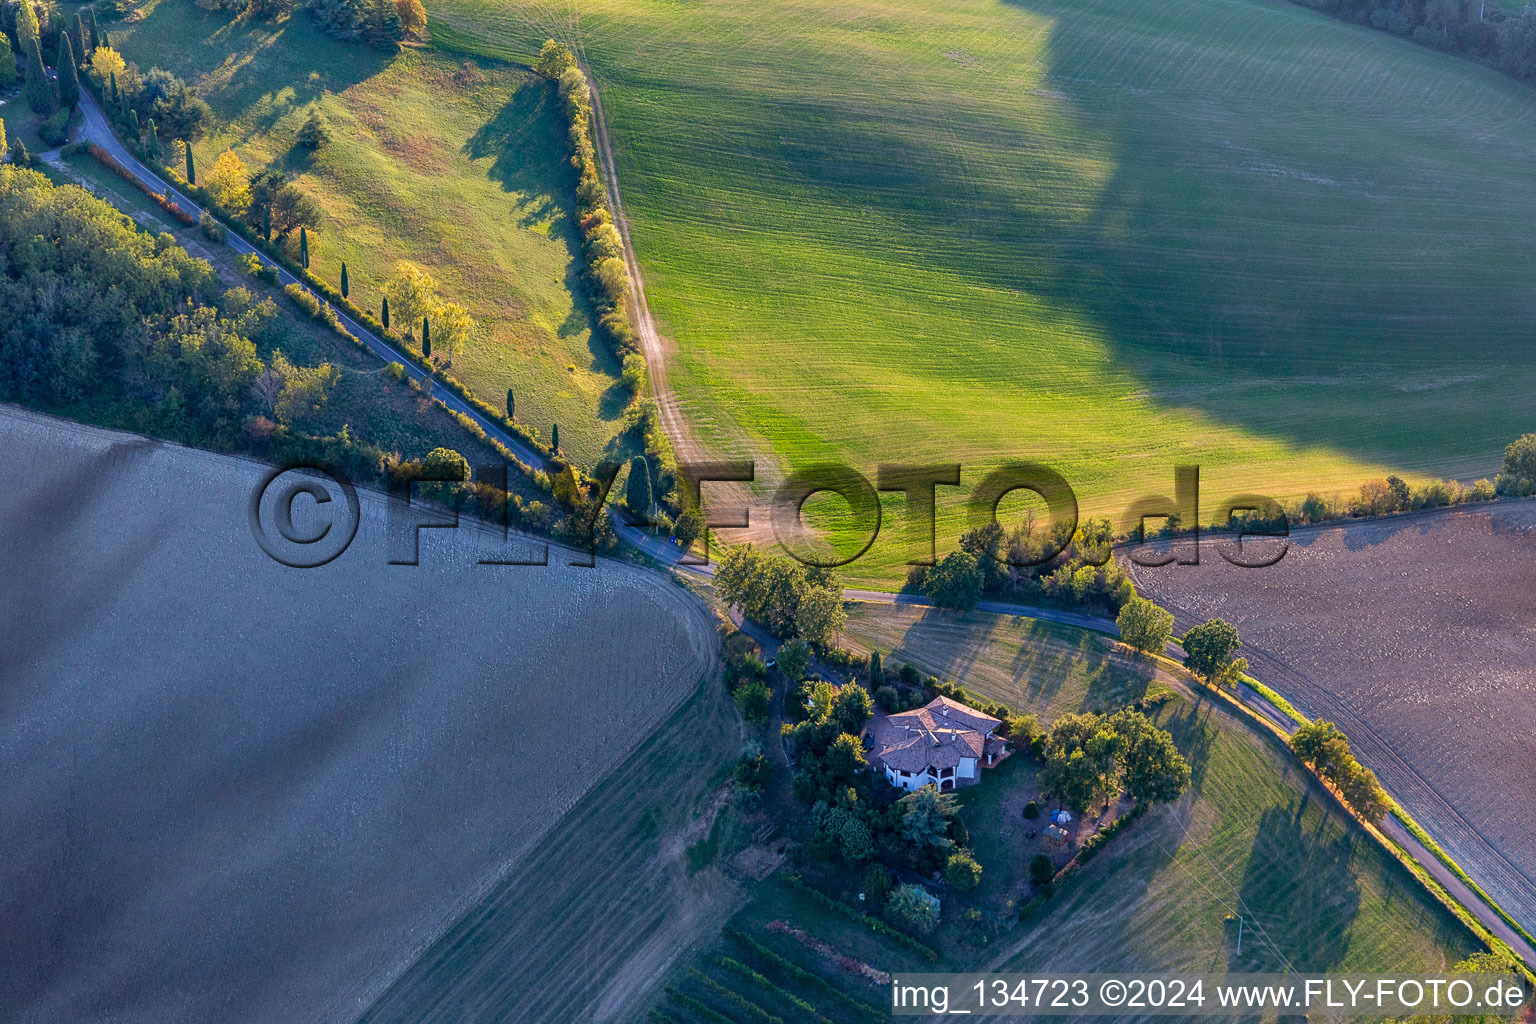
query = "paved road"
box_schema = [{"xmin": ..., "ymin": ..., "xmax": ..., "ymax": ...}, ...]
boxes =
[
  {"xmin": 72, "ymin": 91, "xmax": 556, "ymax": 475},
  {"xmin": 71, "ymin": 85, "xmax": 1533, "ymax": 972}
]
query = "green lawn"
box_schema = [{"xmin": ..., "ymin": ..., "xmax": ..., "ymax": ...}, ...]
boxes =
[
  {"xmin": 842, "ymin": 602, "xmax": 1165, "ymax": 724},
  {"xmin": 107, "ymin": 1, "xmax": 625, "ymax": 466},
  {"xmin": 429, "ymin": 0, "xmax": 1536, "ymax": 584},
  {"xmin": 986, "ymin": 691, "xmax": 1480, "ymax": 975}
]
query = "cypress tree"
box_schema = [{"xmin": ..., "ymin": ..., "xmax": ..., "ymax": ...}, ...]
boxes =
[
  {"xmin": 12, "ymin": 139, "xmax": 29, "ymax": 168},
  {"xmin": 421, "ymin": 316, "xmax": 430, "ymax": 356},
  {"xmin": 0, "ymin": 118, "xmax": 8, "ymax": 161},
  {"xmin": 868, "ymin": 649, "xmax": 883, "ymax": 686},
  {"xmin": 144, "ymin": 117, "xmax": 157, "ymax": 155},
  {"xmin": 185, "ymin": 144, "xmax": 195, "ymax": 185},
  {"xmin": 23, "ymin": 34, "xmax": 52, "ymax": 114},
  {"xmin": 73, "ymin": 13, "xmax": 87, "ymax": 63},
  {"xmin": 128, "ymin": 108, "xmax": 140, "ymax": 138},
  {"xmin": 89, "ymin": 9, "xmax": 101, "ymax": 51},
  {"xmin": 551, "ymin": 423, "xmax": 559, "ymax": 451},
  {"xmin": 339, "ymin": 262, "xmax": 348, "ymax": 298},
  {"xmin": 55, "ymin": 33, "xmax": 80, "ymax": 111},
  {"xmin": 506, "ymin": 388, "xmax": 514, "ymax": 419},
  {"xmin": 625, "ymin": 455, "xmax": 653, "ymax": 521},
  {"xmin": 299, "ymin": 226, "xmax": 309, "ymax": 268},
  {"xmin": 381, "ymin": 295, "xmax": 389, "ymax": 329},
  {"xmin": 108, "ymin": 71, "xmax": 118, "ymax": 104},
  {"xmin": 260, "ymin": 203, "xmax": 270, "ymax": 240}
]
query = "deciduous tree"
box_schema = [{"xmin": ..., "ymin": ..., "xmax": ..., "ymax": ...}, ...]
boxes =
[
  {"xmin": 1117, "ymin": 596, "xmax": 1174, "ymax": 655},
  {"xmin": 395, "ymin": 0, "xmax": 426, "ymax": 38},
  {"xmin": 1181, "ymin": 618, "xmax": 1241, "ymax": 684},
  {"xmin": 922, "ymin": 550, "xmax": 983, "ymax": 610},
  {"xmin": 205, "ymin": 150, "xmax": 252, "ymax": 215}
]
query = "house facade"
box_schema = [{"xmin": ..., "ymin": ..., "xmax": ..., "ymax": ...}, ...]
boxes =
[{"xmin": 865, "ymin": 695, "xmax": 1009, "ymax": 792}]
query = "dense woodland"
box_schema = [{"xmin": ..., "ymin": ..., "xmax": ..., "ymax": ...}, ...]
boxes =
[{"xmin": 1297, "ymin": 0, "xmax": 1536, "ymax": 81}]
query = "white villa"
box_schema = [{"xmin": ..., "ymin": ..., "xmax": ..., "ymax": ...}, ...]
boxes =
[{"xmin": 865, "ymin": 695, "xmax": 1009, "ymax": 792}]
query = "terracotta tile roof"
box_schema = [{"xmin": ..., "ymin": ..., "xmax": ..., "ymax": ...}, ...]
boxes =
[{"xmin": 870, "ymin": 696, "xmax": 998, "ymax": 774}]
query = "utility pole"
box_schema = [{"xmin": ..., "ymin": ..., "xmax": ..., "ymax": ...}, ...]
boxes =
[{"xmin": 1236, "ymin": 916, "xmax": 1244, "ymax": 956}]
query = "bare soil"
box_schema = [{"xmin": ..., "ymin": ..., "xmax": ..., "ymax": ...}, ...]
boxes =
[
  {"xmin": 0, "ymin": 405, "xmax": 717, "ymax": 1024},
  {"xmin": 1130, "ymin": 502, "xmax": 1536, "ymax": 936}
]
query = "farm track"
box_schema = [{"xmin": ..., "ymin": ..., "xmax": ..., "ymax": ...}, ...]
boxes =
[
  {"xmin": 580, "ymin": 54, "xmax": 778, "ymax": 548},
  {"xmin": 58, "ymin": 35, "xmax": 1536, "ymax": 983}
]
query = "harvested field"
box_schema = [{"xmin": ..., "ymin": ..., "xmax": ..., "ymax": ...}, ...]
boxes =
[
  {"xmin": 0, "ymin": 405, "xmax": 717, "ymax": 1024},
  {"xmin": 1130, "ymin": 502, "xmax": 1536, "ymax": 937},
  {"xmin": 357, "ymin": 676, "xmax": 747, "ymax": 1024}
]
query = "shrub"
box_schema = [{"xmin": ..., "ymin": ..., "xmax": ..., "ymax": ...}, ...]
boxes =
[
  {"xmin": 1022, "ymin": 800, "xmax": 1041, "ymax": 820},
  {"xmin": 38, "ymin": 108, "xmax": 72, "ymax": 146},
  {"xmin": 943, "ymin": 850, "xmax": 983, "ymax": 891},
  {"xmin": 862, "ymin": 864, "xmax": 895, "ymax": 906},
  {"xmin": 1029, "ymin": 853, "xmax": 1055, "ymax": 886},
  {"xmin": 885, "ymin": 883, "xmax": 939, "ymax": 935},
  {"xmin": 620, "ymin": 351, "xmax": 648, "ymax": 393},
  {"xmin": 198, "ymin": 210, "xmax": 225, "ymax": 243},
  {"xmin": 734, "ymin": 679, "xmax": 772, "ymax": 724}
]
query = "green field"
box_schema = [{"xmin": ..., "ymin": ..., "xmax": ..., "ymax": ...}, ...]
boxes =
[
  {"xmin": 108, "ymin": 1, "xmax": 625, "ymax": 466},
  {"xmin": 983, "ymin": 690, "xmax": 1478, "ymax": 976},
  {"xmin": 427, "ymin": 0, "xmax": 1536, "ymax": 582}
]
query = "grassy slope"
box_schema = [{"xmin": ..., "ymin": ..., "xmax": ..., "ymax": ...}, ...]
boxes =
[
  {"xmin": 841, "ymin": 601, "xmax": 1164, "ymax": 724},
  {"xmin": 432, "ymin": 0, "xmax": 1536, "ymax": 583},
  {"xmin": 842, "ymin": 603, "xmax": 1478, "ymax": 971},
  {"xmin": 43, "ymin": 151, "xmax": 515, "ymax": 467},
  {"xmin": 108, "ymin": 1, "xmax": 625, "ymax": 466},
  {"xmin": 985, "ymin": 694, "xmax": 1477, "ymax": 975},
  {"xmin": 651, "ymin": 607, "xmax": 1478, "ymax": 1021},
  {"xmin": 356, "ymin": 672, "xmax": 746, "ymax": 1024}
]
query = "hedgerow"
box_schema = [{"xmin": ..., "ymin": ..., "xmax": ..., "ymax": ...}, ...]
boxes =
[
  {"xmin": 717, "ymin": 957, "xmax": 828, "ymax": 1022},
  {"xmin": 780, "ymin": 872, "xmax": 939, "ymax": 960},
  {"xmin": 534, "ymin": 41, "xmax": 639, "ymax": 359},
  {"xmin": 85, "ymin": 144, "xmax": 197, "ymax": 225}
]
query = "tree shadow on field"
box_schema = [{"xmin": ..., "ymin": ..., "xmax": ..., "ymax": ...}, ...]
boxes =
[
  {"xmin": 1229, "ymin": 797, "xmax": 1361, "ymax": 973},
  {"xmin": 1155, "ymin": 696, "xmax": 1216, "ymax": 798},
  {"xmin": 465, "ymin": 80, "xmax": 571, "ymax": 233},
  {"xmin": 693, "ymin": 0, "xmax": 1532, "ymax": 475},
  {"xmin": 125, "ymin": 0, "xmax": 390, "ymax": 136}
]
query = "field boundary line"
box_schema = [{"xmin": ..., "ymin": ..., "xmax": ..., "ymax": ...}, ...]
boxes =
[{"xmin": 1143, "ymin": 653, "xmax": 1536, "ymax": 978}]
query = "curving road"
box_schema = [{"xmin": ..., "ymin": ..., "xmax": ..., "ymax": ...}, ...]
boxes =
[{"xmin": 68, "ymin": 82, "xmax": 1533, "ymax": 972}]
